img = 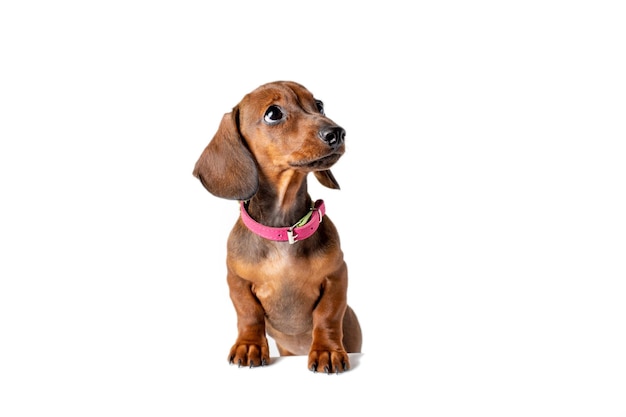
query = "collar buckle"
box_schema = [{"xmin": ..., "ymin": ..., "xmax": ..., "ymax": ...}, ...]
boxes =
[{"xmin": 287, "ymin": 228, "xmax": 298, "ymax": 244}]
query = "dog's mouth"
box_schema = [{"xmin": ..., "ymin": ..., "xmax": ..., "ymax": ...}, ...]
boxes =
[{"xmin": 291, "ymin": 152, "xmax": 343, "ymax": 170}]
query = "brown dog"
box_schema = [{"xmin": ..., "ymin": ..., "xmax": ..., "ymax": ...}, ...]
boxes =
[{"xmin": 193, "ymin": 81, "xmax": 362, "ymax": 373}]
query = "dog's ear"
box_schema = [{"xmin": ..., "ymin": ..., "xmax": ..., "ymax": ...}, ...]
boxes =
[
  {"xmin": 314, "ymin": 170, "xmax": 340, "ymax": 190},
  {"xmin": 193, "ymin": 109, "xmax": 259, "ymax": 200}
]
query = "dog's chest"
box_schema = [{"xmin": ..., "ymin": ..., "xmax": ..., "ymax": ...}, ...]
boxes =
[
  {"xmin": 251, "ymin": 246, "xmax": 322, "ymax": 300},
  {"xmin": 253, "ymin": 279, "xmax": 317, "ymax": 333},
  {"xmin": 242, "ymin": 245, "xmax": 325, "ymax": 329}
]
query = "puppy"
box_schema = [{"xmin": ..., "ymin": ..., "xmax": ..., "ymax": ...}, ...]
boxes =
[{"xmin": 193, "ymin": 81, "xmax": 361, "ymax": 373}]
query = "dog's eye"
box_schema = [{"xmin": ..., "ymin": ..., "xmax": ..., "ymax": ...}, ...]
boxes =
[
  {"xmin": 264, "ymin": 105, "xmax": 284, "ymax": 124},
  {"xmin": 315, "ymin": 100, "xmax": 325, "ymax": 115}
]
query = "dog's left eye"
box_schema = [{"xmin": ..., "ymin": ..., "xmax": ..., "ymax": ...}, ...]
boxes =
[
  {"xmin": 264, "ymin": 105, "xmax": 284, "ymax": 124},
  {"xmin": 315, "ymin": 100, "xmax": 325, "ymax": 115}
]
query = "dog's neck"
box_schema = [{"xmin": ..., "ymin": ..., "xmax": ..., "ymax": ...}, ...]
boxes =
[{"xmin": 246, "ymin": 171, "xmax": 313, "ymax": 228}]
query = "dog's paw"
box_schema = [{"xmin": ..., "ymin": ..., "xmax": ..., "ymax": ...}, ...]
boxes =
[
  {"xmin": 228, "ymin": 342, "xmax": 270, "ymax": 368},
  {"xmin": 308, "ymin": 349, "xmax": 350, "ymax": 374}
]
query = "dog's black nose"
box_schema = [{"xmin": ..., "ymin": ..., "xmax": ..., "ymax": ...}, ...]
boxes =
[{"xmin": 319, "ymin": 126, "xmax": 345, "ymax": 149}]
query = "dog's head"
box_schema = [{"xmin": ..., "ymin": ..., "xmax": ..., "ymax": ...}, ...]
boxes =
[{"xmin": 193, "ymin": 81, "xmax": 345, "ymax": 200}]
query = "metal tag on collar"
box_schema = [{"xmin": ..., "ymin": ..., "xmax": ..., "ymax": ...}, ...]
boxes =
[{"xmin": 287, "ymin": 227, "xmax": 298, "ymax": 244}]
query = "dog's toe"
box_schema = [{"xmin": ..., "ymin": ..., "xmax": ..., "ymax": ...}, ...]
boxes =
[
  {"xmin": 308, "ymin": 349, "xmax": 350, "ymax": 374},
  {"xmin": 228, "ymin": 342, "xmax": 270, "ymax": 368}
]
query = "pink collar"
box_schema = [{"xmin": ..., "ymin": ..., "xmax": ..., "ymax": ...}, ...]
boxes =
[{"xmin": 240, "ymin": 199, "xmax": 326, "ymax": 244}]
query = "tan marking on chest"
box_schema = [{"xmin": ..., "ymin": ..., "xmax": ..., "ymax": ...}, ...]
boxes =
[{"xmin": 230, "ymin": 245, "xmax": 340, "ymax": 334}]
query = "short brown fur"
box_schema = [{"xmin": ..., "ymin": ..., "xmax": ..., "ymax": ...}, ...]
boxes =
[{"xmin": 193, "ymin": 81, "xmax": 362, "ymax": 373}]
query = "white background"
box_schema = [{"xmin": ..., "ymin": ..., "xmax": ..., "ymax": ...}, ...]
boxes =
[{"xmin": 1, "ymin": 1, "xmax": 625, "ymax": 416}]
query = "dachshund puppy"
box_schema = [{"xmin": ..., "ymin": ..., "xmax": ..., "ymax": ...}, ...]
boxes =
[{"xmin": 193, "ymin": 81, "xmax": 361, "ymax": 373}]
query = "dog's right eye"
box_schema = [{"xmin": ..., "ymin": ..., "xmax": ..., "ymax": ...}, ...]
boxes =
[
  {"xmin": 315, "ymin": 100, "xmax": 325, "ymax": 115},
  {"xmin": 264, "ymin": 105, "xmax": 284, "ymax": 124}
]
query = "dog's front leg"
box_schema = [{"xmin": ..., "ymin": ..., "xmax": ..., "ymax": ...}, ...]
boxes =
[
  {"xmin": 226, "ymin": 271, "xmax": 270, "ymax": 367},
  {"xmin": 308, "ymin": 263, "xmax": 351, "ymax": 374}
]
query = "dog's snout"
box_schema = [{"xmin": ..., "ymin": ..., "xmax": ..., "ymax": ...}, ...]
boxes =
[{"xmin": 319, "ymin": 126, "xmax": 345, "ymax": 149}]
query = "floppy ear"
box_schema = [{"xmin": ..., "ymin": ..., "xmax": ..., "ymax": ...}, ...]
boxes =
[
  {"xmin": 314, "ymin": 170, "xmax": 340, "ymax": 190},
  {"xmin": 193, "ymin": 109, "xmax": 259, "ymax": 200}
]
